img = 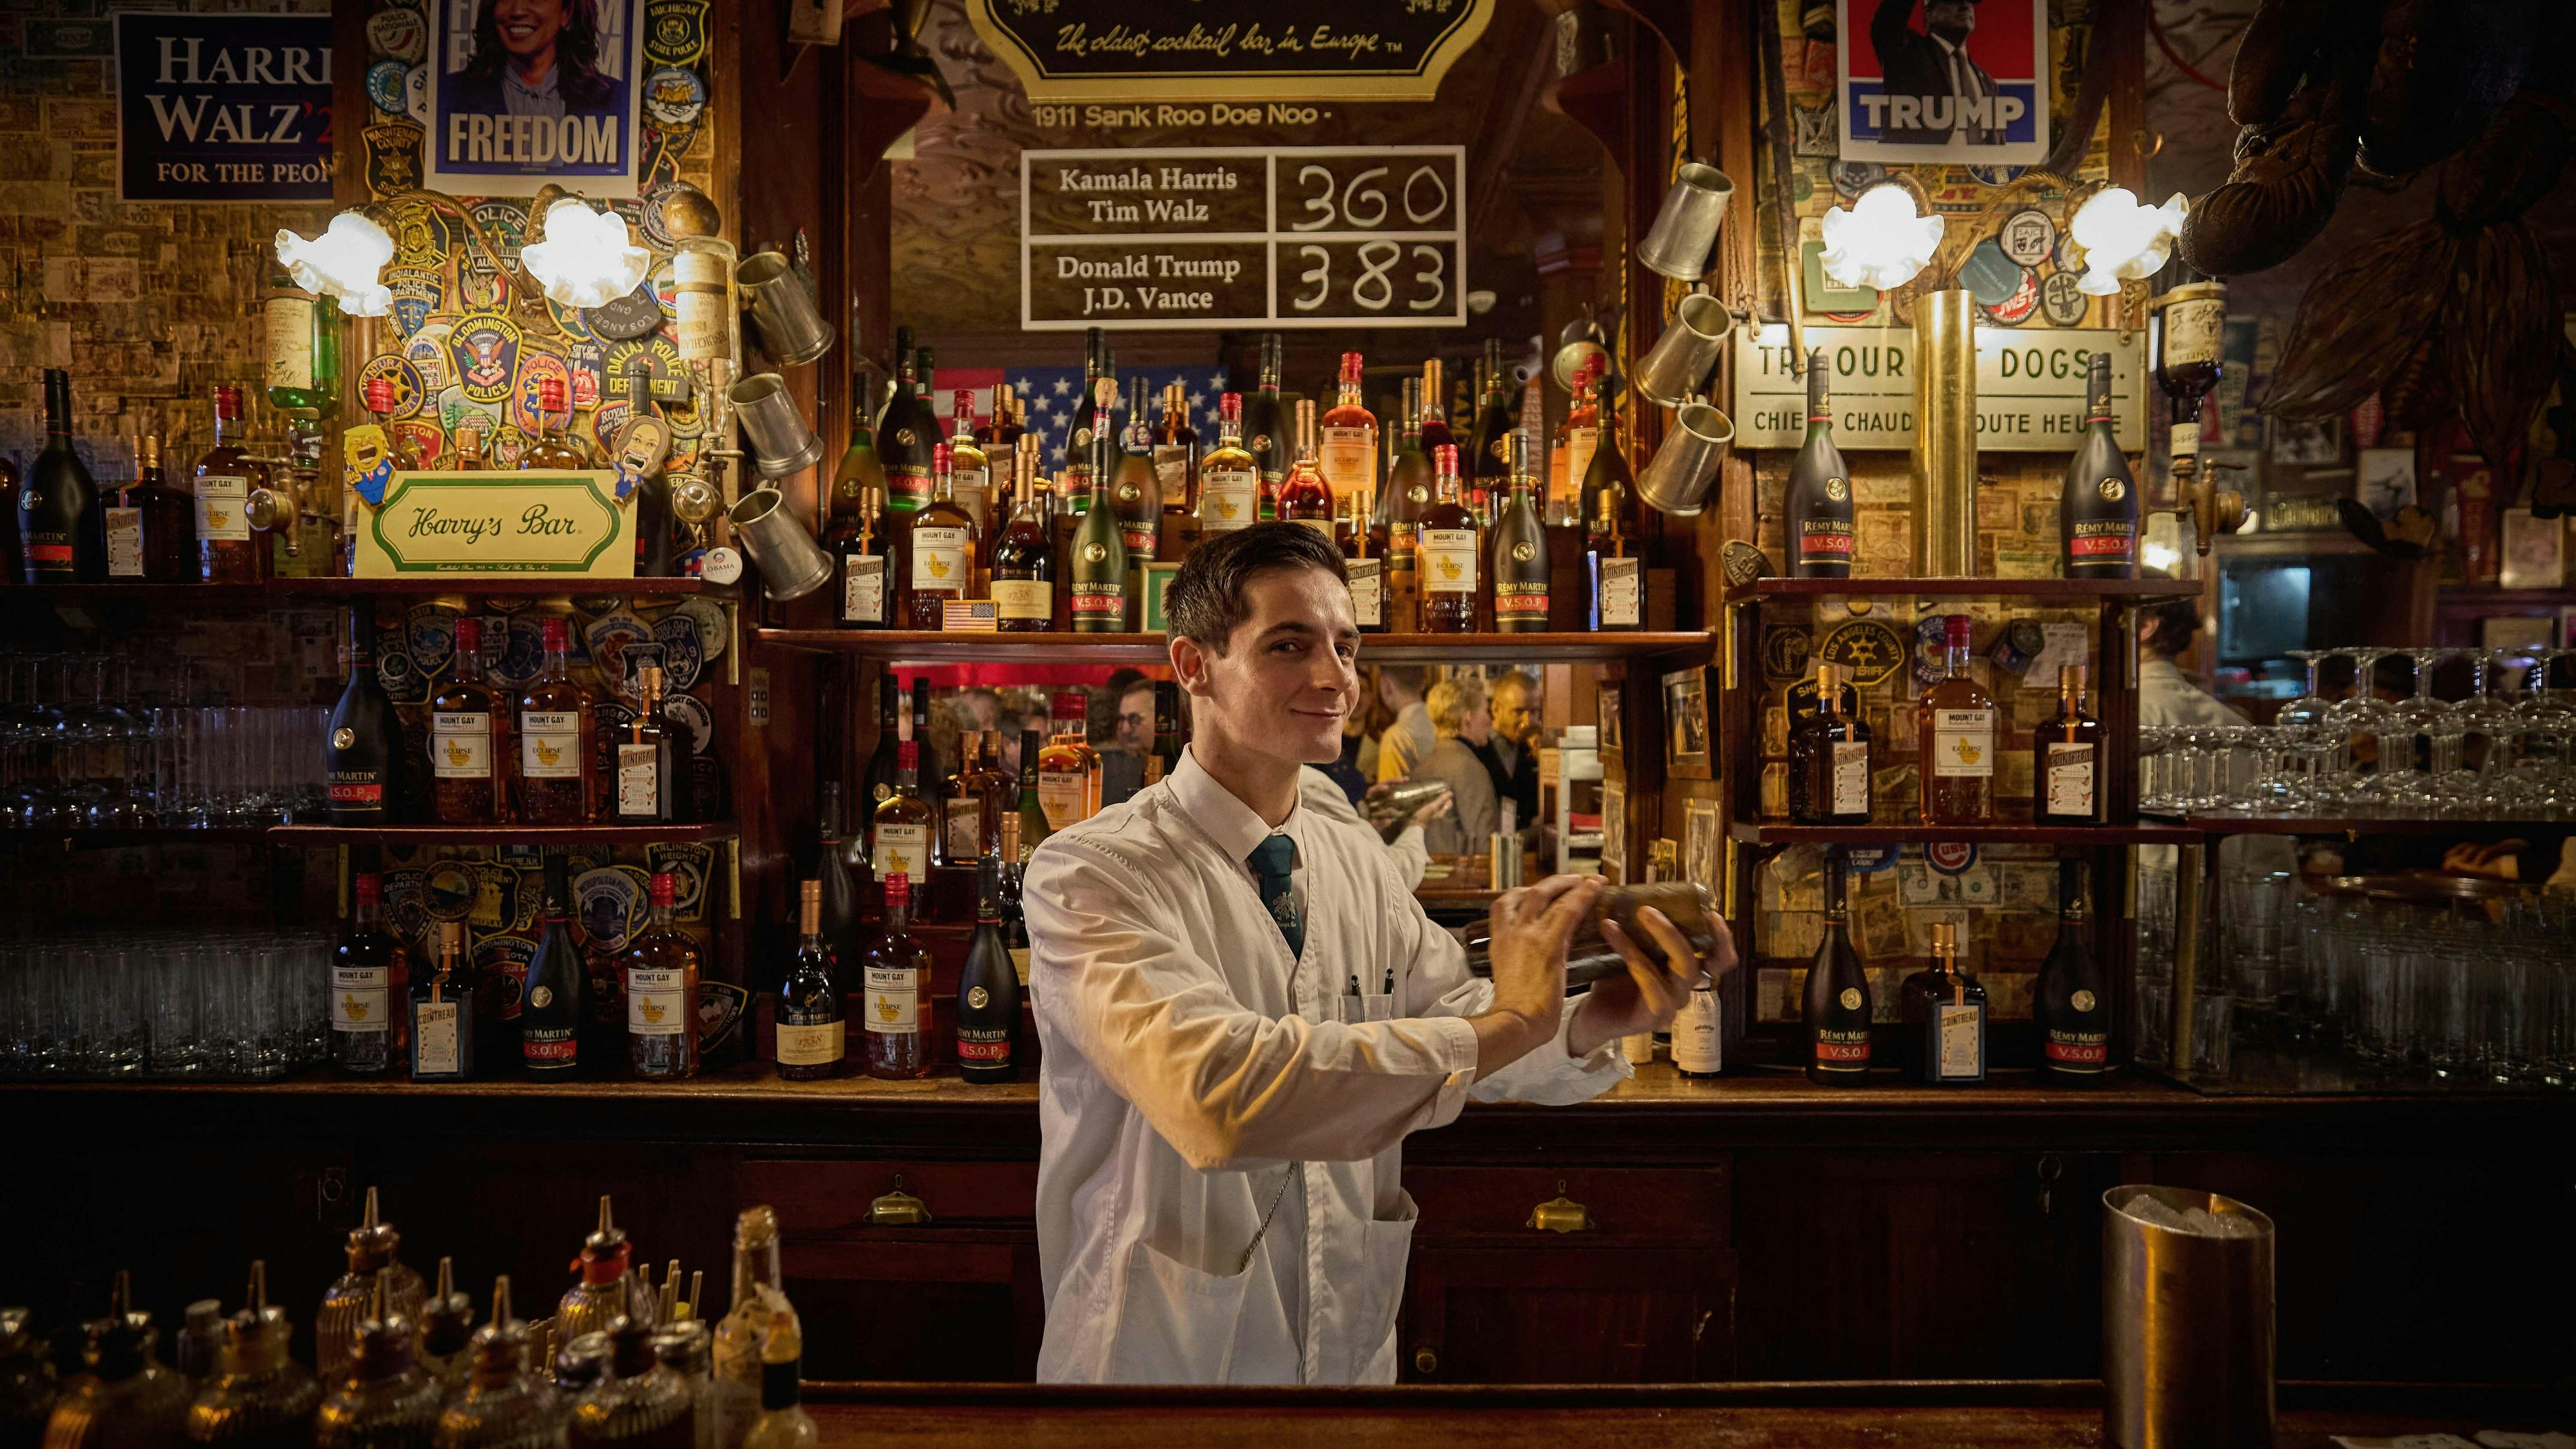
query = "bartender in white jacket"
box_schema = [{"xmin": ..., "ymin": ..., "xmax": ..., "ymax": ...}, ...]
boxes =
[{"xmin": 1024, "ymin": 524, "xmax": 1729, "ymax": 1385}]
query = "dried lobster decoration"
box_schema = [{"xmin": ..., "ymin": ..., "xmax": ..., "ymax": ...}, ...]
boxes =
[{"xmin": 2182, "ymin": 1, "xmax": 2575, "ymax": 468}]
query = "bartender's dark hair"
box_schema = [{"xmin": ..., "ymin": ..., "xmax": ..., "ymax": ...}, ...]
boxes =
[
  {"xmin": 2139, "ymin": 596, "xmax": 2201, "ymax": 658},
  {"xmin": 1167, "ymin": 523, "xmax": 1348, "ymax": 654}
]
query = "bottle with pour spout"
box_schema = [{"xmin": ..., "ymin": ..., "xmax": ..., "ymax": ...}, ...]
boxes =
[
  {"xmin": 42, "ymin": 1271, "xmax": 191, "ymax": 1449},
  {"xmin": 415, "ymin": 1260, "xmax": 477, "ymax": 1401},
  {"xmin": 565, "ymin": 1319, "xmax": 688, "ymax": 1449},
  {"xmin": 709, "ymin": 1208, "xmax": 797, "ymax": 1449},
  {"xmin": 314, "ymin": 1273, "xmax": 442, "ymax": 1449},
  {"xmin": 185, "ymin": 1263, "xmax": 320, "ymax": 1449},
  {"xmin": 557, "ymin": 1199, "xmax": 645, "ymax": 1345},
  {"xmin": 431, "ymin": 1279, "xmax": 565, "ymax": 1449},
  {"xmin": 319, "ymin": 1189, "xmax": 429, "ymax": 1379}
]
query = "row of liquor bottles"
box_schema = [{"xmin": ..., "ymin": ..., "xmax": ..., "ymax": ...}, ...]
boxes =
[
  {"xmin": 823, "ymin": 330, "xmax": 1643, "ymax": 634},
  {"xmin": 1785, "ymin": 638, "xmax": 2108, "ymax": 826},
  {"xmin": 1798, "ymin": 853, "xmax": 2112, "ymax": 1084},
  {"xmin": 320, "ymin": 614, "xmax": 698, "ymax": 829},
  {"xmin": 13, "ymin": 1196, "xmax": 820, "ymax": 1449},
  {"xmin": 1781, "ymin": 348, "xmax": 2145, "ymax": 580}
]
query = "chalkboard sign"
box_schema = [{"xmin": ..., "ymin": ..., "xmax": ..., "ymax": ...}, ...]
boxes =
[
  {"xmin": 966, "ymin": 0, "xmax": 1495, "ymax": 103},
  {"xmin": 1022, "ymin": 146, "xmax": 1466, "ymax": 332}
]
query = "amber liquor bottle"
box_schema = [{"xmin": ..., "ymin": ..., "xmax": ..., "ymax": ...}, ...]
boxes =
[
  {"xmin": 1787, "ymin": 663, "xmax": 1871, "ymax": 825},
  {"xmin": 1152, "ymin": 382, "xmax": 1198, "ymax": 519},
  {"xmin": 1900, "ymin": 922, "xmax": 1987, "ymax": 1084},
  {"xmin": 956, "ymin": 857, "xmax": 1019, "ymax": 1084},
  {"xmin": 946, "ymin": 390, "xmax": 993, "ymax": 556},
  {"xmin": 1276, "ymin": 399, "xmax": 1333, "ymax": 537},
  {"xmin": 133, "ymin": 433, "xmax": 195, "ymax": 582},
  {"xmin": 520, "ymin": 377, "xmax": 592, "ymax": 468},
  {"xmin": 1549, "ymin": 356, "xmax": 1601, "ymax": 525},
  {"xmin": 1068, "ymin": 404, "xmax": 1130, "ymax": 633},
  {"xmin": 1317, "ymin": 350, "xmax": 1377, "ymax": 507},
  {"xmin": 331, "ymin": 875, "xmax": 406, "ymax": 1075},
  {"xmin": 1036, "ymin": 692, "xmax": 1102, "ymax": 831},
  {"xmin": 410, "ymin": 922, "xmax": 475, "ymax": 1082},
  {"xmin": 1585, "ymin": 473, "xmax": 1640, "ymax": 631},
  {"xmin": 2032, "ymin": 663, "xmax": 2102, "ymax": 824},
  {"xmin": 614, "ymin": 666, "xmax": 685, "ymax": 823},
  {"xmin": 1803, "ymin": 850, "xmax": 1873, "ymax": 1084},
  {"xmin": 861, "ymin": 873, "xmax": 932, "ymax": 1081},
  {"xmin": 1490, "ymin": 433, "xmax": 1549, "ymax": 632},
  {"xmin": 195, "ymin": 384, "xmax": 269, "ymax": 583},
  {"xmin": 2034, "ymin": 858, "xmax": 2112, "ymax": 1082},
  {"xmin": 869, "ymin": 740, "xmax": 934, "ymax": 886},
  {"xmin": 775, "ymin": 880, "xmax": 845, "ymax": 1081},
  {"xmin": 2061, "ymin": 350, "xmax": 2139, "ymax": 578},
  {"xmin": 1917, "ymin": 614, "xmax": 1996, "ymax": 825},
  {"xmin": 516, "ymin": 618, "xmax": 596, "ymax": 825},
  {"xmin": 1384, "ymin": 377, "xmax": 1430, "ymax": 623},
  {"xmin": 1784, "ymin": 350, "xmax": 1854, "ymax": 577},
  {"xmin": 1242, "ymin": 332, "xmax": 1289, "ymax": 491},
  {"xmin": 990, "ymin": 443, "xmax": 1054, "ymax": 632},
  {"xmin": 1418, "ymin": 444, "xmax": 1479, "ymax": 634},
  {"xmin": 1340, "ymin": 490, "xmax": 1384, "ymax": 632},
  {"xmin": 1110, "ymin": 376, "xmax": 1161, "ymax": 561},
  {"xmin": 432, "ymin": 616, "xmax": 510, "ymax": 824},
  {"xmin": 1196, "ymin": 392, "xmax": 1260, "ymax": 535},
  {"xmin": 905, "ymin": 443, "xmax": 977, "ymax": 627},
  {"xmin": 327, "ymin": 612, "xmax": 402, "ymax": 826},
  {"xmin": 625, "ymin": 872, "xmax": 701, "ymax": 1080}
]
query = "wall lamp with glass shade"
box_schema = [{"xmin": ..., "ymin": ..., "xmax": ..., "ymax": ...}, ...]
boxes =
[
  {"xmin": 1819, "ymin": 184, "xmax": 1946, "ymax": 294},
  {"xmin": 2067, "ymin": 187, "xmax": 2189, "ymax": 296},
  {"xmin": 272, "ymin": 185, "xmax": 653, "ymax": 318},
  {"xmin": 272, "ymin": 212, "xmax": 397, "ymax": 317},
  {"xmin": 519, "ymin": 196, "xmax": 651, "ymax": 307}
]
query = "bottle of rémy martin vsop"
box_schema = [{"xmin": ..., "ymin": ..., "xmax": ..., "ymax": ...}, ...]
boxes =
[
  {"xmin": 2061, "ymin": 351, "xmax": 2139, "ymax": 578},
  {"xmin": 1242, "ymin": 332, "xmax": 1288, "ymax": 494},
  {"xmin": 2034, "ymin": 858, "xmax": 2112, "ymax": 1083},
  {"xmin": 1784, "ymin": 350, "xmax": 1853, "ymax": 578},
  {"xmin": 1803, "ymin": 849, "xmax": 1873, "ymax": 1084},
  {"xmin": 1490, "ymin": 432, "xmax": 1549, "ymax": 632}
]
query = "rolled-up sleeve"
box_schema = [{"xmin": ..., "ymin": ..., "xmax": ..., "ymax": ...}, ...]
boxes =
[
  {"xmin": 1027, "ymin": 838, "xmax": 1483, "ymax": 1171},
  {"xmin": 1390, "ymin": 882, "xmax": 1630, "ymax": 1106}
]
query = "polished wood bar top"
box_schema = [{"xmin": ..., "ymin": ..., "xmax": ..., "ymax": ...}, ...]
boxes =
[{"xmin": 799, "ymin": 1382, "xmax": 2565, "ymax": 1449}]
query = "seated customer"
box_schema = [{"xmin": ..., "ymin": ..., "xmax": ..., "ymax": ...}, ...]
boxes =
[{"xmin": 1413, "ymin": 676, "xmax": 1500, "ymax": 858}]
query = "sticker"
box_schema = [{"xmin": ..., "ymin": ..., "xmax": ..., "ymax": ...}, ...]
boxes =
[
  {"xmin": 456, "ymin": 260, "xmax": 508, "ymax": 314},
  {"xmin": 495, "ymin": 614, "xmax": 548, "ymax": 687},
  {"xmin": 1843, "ymin": 844, "xmax": 1900, "ymax": 875},
  {"xmin": 357, "ymin": 355, "xmax": 425, "ymax": 419},
  {"xmin": 611, "ymin": 414, "xmax": 672, "ymax": 500},
  {"xmin": 511, "ymin": 350, "xmax": 575, "ymax": 435},
  {"xmin": 647, "ymin": 842, "xmax": 715, "ymax": 920},
  {"xmin": 1984, "ymin": 266, "xmax": 2042, "ymax": 325},
  {"xmin": 470, "ymin": 862, "xmax": 520, "ymax": 929},
  {"xmin": 601, "ymin": 335, "xmax": 688, "ymax": 401},
  {"xmin": 1830, "ymin": 160, "xmax": 1886, "ymax": 200},
  {"xmin": 583, "ymin": 612, "xmax": 650, "ymax": 688},
  {"xmin": 404, "ymin": 601, "xmax": 459, "ymax": 679},
  {"xmin": 588, "ymin": 400, "xmax": 632, "ymax": 458},
  {"xmin": 1998, "ymin": 209, "xmax": 2056, "ymax": 266},
  {"xmin": 697, "ymin": 547, "xmax": 743, "ymax": 585},
  {"xmin": 562, "ymin": 338, "xmax": 609, "ymax": 409},
  {"xmin": 390, "ymin": 421, "xmax": 445, "ymax": 470},
  {"xmin": 380, "ymin": 869, "xmax": 431, "ymax": 947},
  {"xmin": 1958, "ymin": 240, "xmax": 2024, "ymax": 308},
  {"xmin": 343, "ymin": 426, "xmax": 396, "ymax": 505},
  {"xmin": 488, "ymin": 425, "xmax": 529, "ymax": 470},
  {"xmin": 651, "ymin": 612, "xmax": 705, "ymax": 690},
  {"xmin": 405, "ymin": 324, "xmax": 455, "ymax": 394},
  {"xmin": 1925, "ymin": 840, "xmax": 1978, "ymax": 876},
  {"xmin": 365, "ymin": 6, "xmax": 426, "ymax": 62},
  {"xmin": 1818, "ymin": 618, "xmax": 1908, "ymax": 687},
  {"xmin": 423, "ymin": 860, "xmax": 479, "ymax": 922},
  {"xmin": 468, "ymin": 200, "xmax": 529, "ymax": 270},
  {"xmin": 659, "ymin": 383, "xmax": 703, "ymax": 439},
  {"xmin": 384, "ymin": 266, "xmax": 445, "ymax": 339},
  {"xmin": 449, "ymin": 313, "xmax": 522, "ymax": 406},
  {"xmin": 672, "ymin": 598, "xmax": 728, "ymax": 661},
  {"xmin": 646, "ymin": 258, "xmax": 680, "ymax": 318},
  {"xmin": 2040, "ymin": 269, "xmax": 2090, "ymax": 325},
  {"xmin": 366, "ymin": 60, "xmax": 410, "ymax": 118},
  {"xmin": 640, "ymin": 124, "xmax": 695, "ymax": 186},
  {"xmin": 549, "ymin": 299, "xmax": 600, "ymax": 346},
  {"xmin": 643, "ymin": 67, "xmax": 707, "ymax": 128},
  {"xmin": 363, "ymin": 120, "xmax": 425, "ymax": 199},
  {"xmin": 1759, "ymin": 623, "xmax": 1815, "ymax": 682},
  {"xmin": 643, "ymin": 0, "xmax": 712, "ymax": 68},
  {"xmin": 661, "ymin": 692, "xmax": 715, "ymax": 756},
  {"xmin": 574, "ymin": 867, "xmax": 649, "ymax": 953},
  {"xmin": 374, "ymin": 622, "xmax": 428, "ymax": 705},
  {"xmin": 404, "ymin": 64, "xmax": 431, "ymax": 126},
  {"xmin": 584, "ymin": 287, "xmax": 663, "ymax": 341}
]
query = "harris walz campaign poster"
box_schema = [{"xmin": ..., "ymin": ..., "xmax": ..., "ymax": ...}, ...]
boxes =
[
  {"xmin": 425, "ymin": 0, "xmax": 644, "ymax": 198},
  {"xmin": 115, "ymin": 12, "xmax": 335, "ymax": 202},
  {"xmin": 1838, "ymin": 0, "xmax": 2049, "ymax": 165}
]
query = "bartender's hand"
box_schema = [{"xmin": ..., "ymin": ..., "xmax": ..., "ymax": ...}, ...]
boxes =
[
  {"xmin": 1467, "ymin": 873, "xmax": 1600, "ymax": 1077},
  {"xmin": 1408, "ymin": 786, "xmax": 1455, "ymax": 828},
  {"xmin": 1566, "ymin": 905, "xmax": 1738, "ymax": 1059}
]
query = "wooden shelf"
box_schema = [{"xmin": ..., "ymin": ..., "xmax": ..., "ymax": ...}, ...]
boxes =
[
  {"xmin": 9, "ymin": 582, "xmax": 272, "ymax": 603},
  {"xmin": 2155, "ymin": 813, "xmax": 2575, "ymax": 837},
  {"xmin": 753, "ymin": 629, "xmax": 1714, "ymax": 665},
  {"xmin": 269, "ymin": 576, "xmax": 730, "ymax": 599},
  {"xmin": 1731, "ymin": 821, "xmax": 2202, "ymax": 847},
  {"xmin": 1723, "ymin": 578, "xmax": 2200, "ymax": 603},
  {"xmin": 269, "ymin": 820, "xmax": 739, "ymax": 847},
  {"xmin": 2, "ymin": 826, "xmax": 277, "ymax": 847},
  {"xmin": 2430, "ymin": 589, "xmax": 2576, "ymax": 613}
]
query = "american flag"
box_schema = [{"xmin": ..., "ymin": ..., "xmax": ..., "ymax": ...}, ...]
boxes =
[{"xmin": 929, "ymin": 366, "xmax": 1244, "ymax": 473}]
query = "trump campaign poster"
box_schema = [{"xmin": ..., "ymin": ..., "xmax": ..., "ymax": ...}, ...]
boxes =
[
  {"xmin": 424, "ymin": 0, "xmax": 645, "ymax": 198},
  {"xmin": 1839, "ymin": 0, "xmax": 2049, "ymax": 166}
]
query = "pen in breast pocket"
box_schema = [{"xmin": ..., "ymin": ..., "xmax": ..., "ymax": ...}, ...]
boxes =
[
  {"xmin": 1383, "ymin": 966, "xmax": 1394, "ymax": 996},
  {"xmin": 1347, "ymin": 972, "xmax": 1361, "ymax": 998}
]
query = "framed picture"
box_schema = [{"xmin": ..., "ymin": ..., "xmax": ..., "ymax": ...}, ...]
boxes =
[
  {"xmin": 2356, "ymin": 448, "xmax": 2416, "ymax": 516},
  {"xmin": 1600, "ymin": 779, "xmax": 1627, "ymax": 882},
  {"xmin": 424, "ymin": 0, "xmax": 648, "ymax": 199},
  {"xmin": 2499, "ymin": 508, "xmax": 2567, "ymax": 591},
  {"xmin": 1837, "ymin": 0, "xmax": 2050, "ymax": 166},
  {"xmin": 2271, "ymin": 415, "xmax": 2345, "ymax": 468},
  {"xmin": 1596, "ymin": 683, "xmax": 1624, "ymax": 770},
  {"xmin": 1682, "ymin": 798, "xmax": 1721, "ymax": 896},
  {"xmin": 2483, "ymin": 616, "xmax": 2552, "ymax": 654},
  {"xmin": 2562, "ymin": 605, "xmax": 2576, "ymax": 649},
  {"xmin": 1663, "ymin": 666, "xmax": 1712, "ymax": 779}
]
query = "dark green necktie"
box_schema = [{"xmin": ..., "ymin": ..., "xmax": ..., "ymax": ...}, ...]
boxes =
[{"xmin": 1247, "ymin": 835, "xmax": 1303, "ymax": 958}]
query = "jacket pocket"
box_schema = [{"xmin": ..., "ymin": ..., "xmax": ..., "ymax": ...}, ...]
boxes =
[
  {"xmin": 1104, "ymin": 1236, "xmax": 1293, "ymax": 1384},
  {"xmin": 1350, "ymin": 1191, "xmax": 1420, "ymax": 1383}
]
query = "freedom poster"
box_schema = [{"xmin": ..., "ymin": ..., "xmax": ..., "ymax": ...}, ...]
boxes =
[{"xmin": 424, "ymin": 0, "xmax": 645, "ymax": 198}]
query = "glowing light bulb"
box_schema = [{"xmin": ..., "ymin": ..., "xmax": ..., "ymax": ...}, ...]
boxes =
[
  {"xmin": 273, "ymin": 213, "xmax": 395, "ymax": 317},
  {"xmin": 2069, "ymin": 188, "xmax": 2189, "ymax": 296},
  {"xmin": 520, "ymin": 198, "xmax": 651, "ymax": 309},
  {"xmin": 1818, "ymin": 185, "xmax": 1944, "ymax": 292}
]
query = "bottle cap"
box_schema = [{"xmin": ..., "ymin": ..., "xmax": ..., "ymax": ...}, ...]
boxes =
[
  {"xmin": 214, "ymin": 384, "xmax": 243, "ymax": 417},
  {"xmin": 1945, "ymin": 614, "xmax": 1974, "ymax": 645},
  {"xmin": 1340, "ymin": 351, "xmax": 1364, "ymax": 381},
  {"xmin": 1054, "ymin": 690, "xmax": 1087, "ymax": 721},
  {"xmin": 536, "ymin": 376, "xmax": 567, "ymax": 413},
  {"xmin": 1220, "ymin": 392, "xmax": 1241, "ymax": 422},
  {"xmin": 933, "ymin": 441, "xmax": 951, "ymax": 471},
  {"xmin": 365, "ymin": 377, "xmax": 397, "ymax": 413},
  {"xmin": 355, "ymin": 873, "xmax": 383, "ymax": 904},
  {"xmin": 542, "ymin": 616, "xmax": 571, "ymax": 648},
  {"xmin": 2061, "ymin": 663, "xmax": 2087, "ymax": 694},
  {"xmin": 886, "ymin": 871, "xmax": 911, "ymax": 904},
  {"xmin": 800, "ymin": 878, "xmax": 820, "ymax": 905},
  {"xmin": 1435, "ymin": 443, "xmax": 1459, "ymax": 475},
  {"xmin": 1932, "ymin": 922, "xmax": 1957, "ymax": 952},
  {"xmin": 649, "ymin": 871, "xmax": 676, "ymax": 906},
  {"xmin": 952, "ymin": 390, "xmax": 976, "ymax": 426},
  {"xmin": 898, "ymin": 739, "xmax": 918, "ymax": 771},
  {"xmin": 453, "ymin": 616, "xmax": 481, "ymax": 650}
]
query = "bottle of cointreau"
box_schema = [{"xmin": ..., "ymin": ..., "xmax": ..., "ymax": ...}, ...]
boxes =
[
  {"xmin": 1803, "ymin": 850, "xmax": 1873, "ymax": 1084},
  {"xmin": 2033, "ymin": 663, "xmax": 2103, "ymax": 824},
  {"xmin": 1788, "ymin": 663, "xmax": 1871, "ymax": 825},
  {"xmin": 1917, "ymin": 615, "xmax": 1996, "ymax": 825},
  {"xmin": 1899, "ymin": 922, "xmax": 1987, "ymax": 1085},
  {"xmin": 1783, "ymin": 352, "xmax": 1853, "ymax": 577},
  {"xmin": 2061, "ymin": 351, "xmax": 2139, "ymax": 578}
]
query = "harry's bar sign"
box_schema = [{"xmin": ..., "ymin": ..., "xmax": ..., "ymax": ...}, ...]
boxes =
[
  {"xmin": 115, "ymin": 13, "xmax": 334, "ymax": 202},
  {"xmin": 1732, "ymin": 326, "xmax": 2145, "ymax": 453},
  {"xmin": 356, "ymin": 473, "xmax": 634, "ymax": 577},
  {"xmin": 1024, "ymin": 147, "xmax": 1466, "ymax": 331},
  {"xmin": 966, "ymin": 0, "xmax": 1494, "ymax": 102}
]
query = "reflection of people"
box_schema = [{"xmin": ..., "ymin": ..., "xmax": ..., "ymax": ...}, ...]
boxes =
[
  {"xmin": 1305, "ymin": 769, "xmax": 1447, "ymax": 890},
  {"xmin": 1870, "ymin": 0, "xmax": 2005, "ymax": 147},
  {"xmin": 460, "ymin": 0, "xmax": 617, "ymax": 118},
  {"xmin": 1415, "ymin": 677, "xmax": 1500, "ymax": 858},
  {"xmin": 1024, "ymin": 524, "xmax": 1722, "ymax": 1384},
  {"xmin": 1472, "ymin": 670, "xmax": 1542, "ymax": 828},
  {"xmin": 2137, "ymin": 595, "xmax": 2297, "ymax": 875},
  {"xmin": 1671, "ymin": 682, "xmax": 1709, "ymax": 757},
  {"xmin": 1371, "ymin": 666, "xmax": 1436, "ymax": 783},
  {"xmin": 1102, "ymin": 678, "xmax": 1157, "ymax": 807}
]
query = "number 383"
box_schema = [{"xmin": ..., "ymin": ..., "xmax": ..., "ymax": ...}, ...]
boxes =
[{"xmin": 1291, "ymin": 240, "xmax": 1452, "ymax": 314}]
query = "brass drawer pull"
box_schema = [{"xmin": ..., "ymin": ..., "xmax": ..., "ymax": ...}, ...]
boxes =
[
  {"xmin": 1413, "ymin": 1347, "xmax": 1438, "ymax": 1376},
  {"xmin": 867, "ymin": 1173, "xmax": 933, "ymax": 1226},
  {"xmin": 1526, "ymin": 1179, "xmax": 1593, "ymax": 1233}
]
